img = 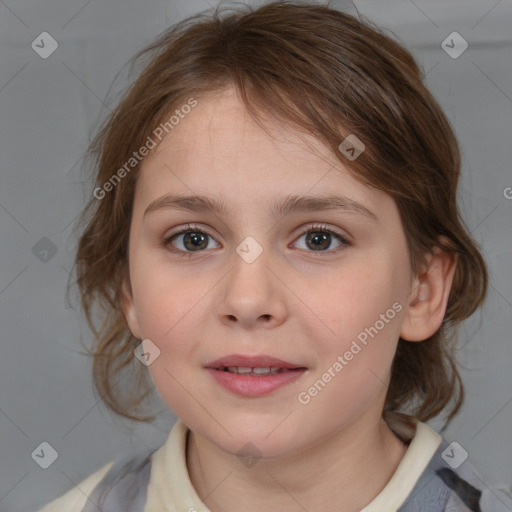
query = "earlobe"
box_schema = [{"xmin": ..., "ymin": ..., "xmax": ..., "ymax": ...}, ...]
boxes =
[
  {"xmin": 121, "ymin": 274, "xmax": 141, "ymax": 340},
  {"xmin": 400, "ymin": 239, "xmax": 458, "ymax": 342}
]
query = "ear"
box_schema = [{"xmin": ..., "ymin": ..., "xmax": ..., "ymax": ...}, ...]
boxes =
[
  {"xmin": 120, "ymin": 271, "xmax": 142, "ymax": 340},
  {"xmin": 400, "ymin": 237, "xmax": 458, "ymax": 342}
]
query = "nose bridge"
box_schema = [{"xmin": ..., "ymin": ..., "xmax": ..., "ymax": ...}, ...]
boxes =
[
  {"xmin": 217, "ymin": 233, "xmax": 287, "ymax": 327},
  {"xmin": 229, "ymin": 233, "xmax": 272, "ymax": 295}
]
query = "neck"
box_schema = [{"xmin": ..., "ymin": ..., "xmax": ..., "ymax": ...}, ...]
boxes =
[{"xmin": 186, "ymin": 413, "xmax": 409, "ymax": 512}]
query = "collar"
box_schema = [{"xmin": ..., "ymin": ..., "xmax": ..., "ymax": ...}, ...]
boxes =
[{"xmin": 145, "ymin": 416, "xmax": 441, "ymax": 512}]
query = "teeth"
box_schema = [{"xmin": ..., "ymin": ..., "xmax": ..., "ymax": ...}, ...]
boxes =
[
  {"xmin": 252, "ymin": 367, "xmax": 272, "ymax": 375},
  {"xmin": 223, "ymin": 366, "xmax": 290, "ymax": 376},
  {"xmin": 228, "ymin": 366, "xmax": 252, "ymax": 374}
]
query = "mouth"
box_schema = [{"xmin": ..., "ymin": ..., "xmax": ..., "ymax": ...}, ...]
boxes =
[
  {"xmin": 206, "ymin": 354, "xmax": 306, "ymax": 373},
  {"xmin": 215, "ymin": 366, "xmax": 297, "ymax": 376},
  {"xmin": 205, "ymin": 355, "xmax": 307, "ymax": 397}
]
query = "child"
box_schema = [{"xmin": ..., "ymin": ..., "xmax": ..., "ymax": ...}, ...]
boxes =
[{"xmin": 38, "ymin": 1, "xmax": 511, "ymax": 511}]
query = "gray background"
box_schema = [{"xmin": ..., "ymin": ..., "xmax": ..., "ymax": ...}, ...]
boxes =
[{"xmin": 1, "ymin": 0, "xmax": 511, "ymax": 511}]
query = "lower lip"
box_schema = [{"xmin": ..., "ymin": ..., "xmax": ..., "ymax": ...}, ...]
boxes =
[{"xmin": 206, "ymin": 368, "xmax": 306, "ymax": 397}]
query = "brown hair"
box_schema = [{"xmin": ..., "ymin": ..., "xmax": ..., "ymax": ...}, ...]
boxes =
[{"xmin": 72, "ymin": 0, "xmax": 487, "ymax": 425}]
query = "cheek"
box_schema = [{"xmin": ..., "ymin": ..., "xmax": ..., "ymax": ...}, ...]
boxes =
[
  {"xmin": 130, "ymin": 264, "xmax": 210, "ymax": 416},
  {"xmin": 304, "ymin": 251, "xmax": 407, "ymax": 403},
  {"xmin": 319, "ymin": 254, "xmax": 404, "ymax": 342},
  {"xmin": 297, "ymin": 273, "xmax": 403, "ymax": 429},
  {"xmin": 129, "ymin": 249, "xmax": 202, "ymax": 340},
  {"xmin": 129, "ymin": 256, "xmax": 215, "ymax": 389}
]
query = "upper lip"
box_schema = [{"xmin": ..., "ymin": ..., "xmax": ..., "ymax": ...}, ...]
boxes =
[{"xmin": 206, "ymin": 354, "xmax": 305, "ymax": 369}]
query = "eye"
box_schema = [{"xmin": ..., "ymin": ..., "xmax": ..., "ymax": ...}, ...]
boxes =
[
  {"xmin": 292, "ymin": 223, "xmax": 350, "ymax": 254},
  {"xmin": 163, "ymin": 224, "xmax": 219, "ymax": 258},
  {"xmin": 163, "ymin": 223, "xmax": 350, "ymax": 258}
]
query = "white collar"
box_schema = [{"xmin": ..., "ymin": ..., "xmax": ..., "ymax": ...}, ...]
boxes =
[{"xmin": 145, "ymin": 416, "xmax": 441, "ymax": 512}]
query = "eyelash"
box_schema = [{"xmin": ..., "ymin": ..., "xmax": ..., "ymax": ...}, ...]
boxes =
[{"xmin": 163, "ymin": 223, "xmax": 351, "ymax": 259}]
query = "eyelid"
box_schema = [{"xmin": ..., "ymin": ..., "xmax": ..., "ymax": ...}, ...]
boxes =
[
  {"xmin": 293, "ymin": 222, "xmax": 350, "ymax": 243},
  {"xmin": 163, "ymin": 223, "xmax": 216, "ymax": 243}
]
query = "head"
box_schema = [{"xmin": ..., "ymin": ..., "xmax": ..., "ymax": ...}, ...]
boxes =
[{"xmin": 74, "ymin": 0, "xmax": 487, "ymax": 455}]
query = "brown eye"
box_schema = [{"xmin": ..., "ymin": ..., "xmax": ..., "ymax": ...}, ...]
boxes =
[
  {"xmin": 178, "ymin": 231, "xmax": 209, "ymax": 251},
  {"xmin": 163, "ymin": 224, "xmax": 220, "ymax": 256},
  {"xmin": 163, "ymin": 222, "xmax": 350, "ymax": 258},
  {"xmin": 293, "ymin": 224, "xmax": 350, "ymax": 253}
]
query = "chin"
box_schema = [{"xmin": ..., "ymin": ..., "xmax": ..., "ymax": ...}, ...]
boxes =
[{"xmin": 194, "ymin": 414, "xmax": 310, "ymax": 460}]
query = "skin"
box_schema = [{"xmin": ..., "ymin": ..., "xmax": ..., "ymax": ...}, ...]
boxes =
[{"xmin": 122, "ymin": 86, "xmax": 457, "ymax": 512}]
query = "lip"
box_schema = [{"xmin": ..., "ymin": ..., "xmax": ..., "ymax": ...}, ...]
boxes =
[
  {"xmin": 205, "ymin": 354, "xmax": 307, "ymax": 397},
  {"xmin": 206, "ymin": 354, "xmax": 303, "ymax": 369}
]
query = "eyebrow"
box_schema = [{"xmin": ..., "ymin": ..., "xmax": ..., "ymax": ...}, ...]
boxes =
[{"xmin": 143, "ymin": 193, "xmax": 379, "ymax": 223}]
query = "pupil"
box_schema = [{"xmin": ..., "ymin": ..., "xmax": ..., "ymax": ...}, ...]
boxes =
[
  {"xmin": 307, "ymin": 232, "xmax": 329, "ymax": 250},
  {"xmin": 185, "ymin": 232, "xmax": 207, "ymax": 251}
]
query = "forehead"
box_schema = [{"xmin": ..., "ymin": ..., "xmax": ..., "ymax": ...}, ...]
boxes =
[
  {"xmin": 134, "ymin": 88, "xmax": 395, "ymax": 222},
  {"xmin": 147, "ymin": 88, "xmax": 339, "ymax": 173}
]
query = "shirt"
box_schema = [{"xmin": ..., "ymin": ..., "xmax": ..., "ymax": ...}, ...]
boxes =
[{"xmin": 37, "ymin": 415, "xmax": 512, "ymax": 512}]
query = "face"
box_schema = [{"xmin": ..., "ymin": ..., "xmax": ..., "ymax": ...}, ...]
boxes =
[{"xmin": 122, "ymin": 87, "xmax": 416, "ymax": 459}]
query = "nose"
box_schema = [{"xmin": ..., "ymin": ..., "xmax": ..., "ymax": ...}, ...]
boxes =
[{"xmin": 216, "ymin": 242, "xmax": 288, "ymax": 330}]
